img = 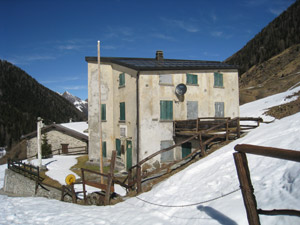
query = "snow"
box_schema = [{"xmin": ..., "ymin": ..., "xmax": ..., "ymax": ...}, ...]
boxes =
[
  {"xmin": 60, "ymin": 122, "xmax": 88, "ymax": 136},
  {"xmin": 1, "ymin": 87, "xmax": 300, "ymax": 224}
]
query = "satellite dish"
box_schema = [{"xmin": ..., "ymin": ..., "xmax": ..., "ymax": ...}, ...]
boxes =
[
  {"xmin": 65, "ymin": 174, "xmax": 76, "ymax": 185},
  {"xmin": 175, "ymin": 83, "xmax": 187, "ymax": 96}
]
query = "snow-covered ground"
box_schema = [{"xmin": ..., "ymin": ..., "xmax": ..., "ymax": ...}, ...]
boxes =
[{"xmin": 1, "ymin": 87, "xmax": 300, "ymax": 225}]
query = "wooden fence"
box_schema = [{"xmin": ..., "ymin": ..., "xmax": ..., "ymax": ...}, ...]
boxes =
[
  {"xmin": 233, "ymin": 144, "xmax": 300, "ymax": 225},
  {"xmin": 7, "ymin": 158, "xmax": 43, "ymax": 183}
]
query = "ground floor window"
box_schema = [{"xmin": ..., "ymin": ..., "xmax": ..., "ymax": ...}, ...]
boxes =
[{"xmin": 160, "ymin": 140, "xmax": 174, "ymax": 162}]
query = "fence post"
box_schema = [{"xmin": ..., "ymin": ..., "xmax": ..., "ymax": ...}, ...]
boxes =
[
  {"xmin": 199, "ymin": 133, "xmax": 206, "ymax": 157},
  {"xmin": 137, "ymin": 165, "xmax": 142, "ymax": 193},
  {"xmin": 81, "ymin": 168, "xmax": 87, "ymax": 204},
  {"xmin": 104, "ymin": 150, "xmax": 117, "ymax": 205},
  {"xmin": 237, "ymin": 117, "xmax": 241, "ymax": 138},
  {"xmin": 233, "ymin": 152, "xmax": 260, "ymax": 225},
  {"xmin": 226, "ymin": 118, "xmax": 229, "ymax": 141}
]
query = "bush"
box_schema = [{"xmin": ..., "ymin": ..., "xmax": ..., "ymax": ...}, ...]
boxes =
[{"xmin": 41, "ymin": 134, "xmax": 52, "ymax": 158}]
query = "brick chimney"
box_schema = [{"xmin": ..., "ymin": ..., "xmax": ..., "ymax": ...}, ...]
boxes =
[{"xmin": 156, "ymin": 50, "xmax": 164, "ymax": 61}]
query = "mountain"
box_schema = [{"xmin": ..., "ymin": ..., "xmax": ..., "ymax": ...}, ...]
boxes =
[
  {"xmin": 61, "ymin": 91, "xmax": 88, "ymax": 116},
  {"xmin": 0, "ymin": 60, "xmax": 87, "ymax": 149},
  {"xmin": 225, "ymin": 0, "xmax": 300, "ymax": 75}
]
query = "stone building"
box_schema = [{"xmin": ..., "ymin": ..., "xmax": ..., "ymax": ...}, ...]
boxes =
[
  {"xmin": 22, "ymin": 122, "xmax": 88, "ymax": 158},
  {"xmin": 85, "ymin": 51, "xmax": 239, "ymax": 169}
]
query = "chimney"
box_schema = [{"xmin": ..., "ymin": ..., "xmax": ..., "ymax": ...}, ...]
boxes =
[{"xmin": 156, "ymin": 50, "xmax": 164, "ymax": 61}]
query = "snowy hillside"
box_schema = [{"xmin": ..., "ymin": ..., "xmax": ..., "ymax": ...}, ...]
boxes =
[
  {"xmin": 1, "ymin": 87, "xmax": 300, "ymax": 225},
  {"xmin": 61, "ymin": 91, "xmax": 88, "ymax": 116}
]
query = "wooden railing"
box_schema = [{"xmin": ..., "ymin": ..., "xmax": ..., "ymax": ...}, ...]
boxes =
[
  {"xmin": 7, "ymin": 158, "xmax": 43, "ymax": 182},
  {"xmin": 233, "ymin": 144, "xmax": 300, "ymax": 225}
]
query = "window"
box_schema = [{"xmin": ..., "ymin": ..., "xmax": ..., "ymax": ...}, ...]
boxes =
[
  {"xmin": 160, "ymin": 100, "xmax": 173, "ymax": 121},
  {"xmin": 182, "ymin": 142, "xmax": 192, "ymax": 158},
  {"xmin": 120, "ymin": 102, "xmax": 125, "ymax": 121},
  {"xmin": 186, "ymin": 73, "xmax": 198, "ymax": 85},
  {"xmin": 214, "ymin": 72, "xmax": 223, "ymax": 87},
  {"xmin": 215, "ymin": 102, "xmax": 224, "ymax": 117},
  {"xmin": 119, "ymin": 72, "xmax": 125, "ymax": 87},
  {"xmin": 102, "ymin": 141, "xmax": 107, "ymax": 157},
  {"xmin": 160, "ymin": 140, "xmax": 174, "ymax": 162},
  {"xmin": 101, "ymin": 104, "xmax": 106, "ymax": 121},
  {"xmin": 159, "ymin": 74, "xmax": 172, "ymax": 85},
  {"xmin": 187, "ymin": 101, "xmax": 198, "ymax": 119},
  {"xmin": 116, "ymin": 139, "xmax": 121, "ymax": 156}
]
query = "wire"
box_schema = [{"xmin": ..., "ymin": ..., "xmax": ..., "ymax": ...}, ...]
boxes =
[{"xmin": 135, "ymin": 188, "xmax": 240, "ymax": 208}]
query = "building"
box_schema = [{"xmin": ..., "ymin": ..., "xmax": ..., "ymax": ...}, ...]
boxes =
[
  {"xmin": 86, "ymin": 51, "xmax": 239, "ymax": 170},
  {"xmin": 22, "ymin": 122, "xmax": 88, "ymax": 158}
]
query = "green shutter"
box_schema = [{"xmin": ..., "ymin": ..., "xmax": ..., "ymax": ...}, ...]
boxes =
[
  {"xmin": 186, "ymin": 73, "xmax": 198, "ymax": 85},
  {"xmin": 102, "ymin": 141, "xmax": 107, "ymax": 157},
  {"xmin": 119, "ymin": 73, "xmax": 125, "ymax": 87},
  {"xmin": 116, "ymin": 139, "xmax": 121, "ymax": 156},
  {"xmin": 214, "ymin": 72, "xmax": 223, "ymax": 87},
  {"xmin": 120, "ymin": 102, "xmax": 125, "ymax": 121},
  {"xmin": 101, "ymin": 104, "xmax": 106, "ymax": 121},
  {"xmin": 160, "ymin": 100, "xmax": 173, "ymax": 120}
]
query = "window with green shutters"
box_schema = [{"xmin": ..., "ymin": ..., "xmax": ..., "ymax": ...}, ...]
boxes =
[
  {"xmin": 120, "ymin": 102, "xmax": 125, "ymax": 121},
  {"xmin": 102, "ymin": 141, "xmax": 107, "ymax": 157},
  {"xmin": 101, "ymin": 104, "xmax": 106, "ymax": 121},
  {"xmin": 160, "ymin": 100, "xmax": 173, "ymax": 121},
  {"xmin": 116, "ymin": 139, "xmax": 121, "ymax": 156},
  {"xmin": 186, "ymin": 73, "xmax": 198, "ymax": 85},
  {"xmin": 119, "ymin": 72, "xmax": 125, "ymax": 87},
  {"xmin": 214, "ymin": 72, "xmax": 223, "ymax": 87}
]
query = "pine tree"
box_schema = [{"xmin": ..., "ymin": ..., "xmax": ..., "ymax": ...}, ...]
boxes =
[{"xmin": 41, "ymin": 134, "xmax": 52, "ymax": 158}]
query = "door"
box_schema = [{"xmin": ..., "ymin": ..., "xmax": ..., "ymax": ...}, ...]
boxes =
[
  {"xmin": 116, "ymin": 139, "xmax": 121, "ymax": 156},
  {"xmin": 182, "ymin": 142, "xmax": 192, "ymax": 158},
  {"xmin": 187, "ymin": 101, "xmax": 198, "ymax": 120},
  {"xmin": 126, "ymin": 140, "xmax": 132, "ymax": 170}
]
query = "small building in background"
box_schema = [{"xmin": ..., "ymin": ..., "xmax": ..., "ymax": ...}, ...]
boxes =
[
  {"xmin": 22, "ymin": 122, "xmax": 88, "ymax": 158},
  {"xmin": 85, "ymin": 50, "xmax": 239, "ymax": 170}
]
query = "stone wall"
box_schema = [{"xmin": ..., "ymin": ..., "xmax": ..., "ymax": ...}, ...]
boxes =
[{"xmin": 3, "ymin": 169, "xmax": 63, "ymax": 201}]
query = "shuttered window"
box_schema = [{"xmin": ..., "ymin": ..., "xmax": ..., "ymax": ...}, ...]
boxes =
[
  {"xmin": 119, "ymin": 72, "xmax": 125, "ymax": 87},
  {"xmin": 102, "ymin": 141, "xmax": 107, "ymax": 157},
  {"xmin": 214, "ymin": 72, "xmax": 223, "ymax": 87},
  {"xmin": 186, "ymin": 73, "xmax": 198, "ymax": 85},
  {"xmin": 159, "ymin": 74, "xmax": 173, "ymax": 85},
  {"xmin": 116, "ymin": 139, "xmax": 121, "ymax": 156},
  {"xmin": 215, "ymin": 102, "xmax": 225, "ymax": 117},
  {"xmin": 120, "ymin": 102, "xmax": 125, "ymax": 121},
  {"xmin": 160, "ymin": 100, "xmax": 173, "ymax": 120},
  {"xmin": 160, "ymin": 140, "xmax": 174, "ymax": 162},
  {"xmin": 101, "ymin": 104, "xmax": 106, "ymax": 121}
]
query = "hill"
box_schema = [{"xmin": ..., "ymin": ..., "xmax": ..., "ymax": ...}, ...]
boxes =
[
  {"xmin": 0, "ymin": 60, "xmax": 87, "ymax": 149},
  {"xmin": 225, "ymin": 0, "xmax": 300, "ymax": 75},
  {"xmin": 239, "ymin": 43, "xmax": 300, "ymax": 104}
]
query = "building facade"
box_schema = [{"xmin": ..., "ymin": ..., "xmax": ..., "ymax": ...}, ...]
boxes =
[{"xmin": 86, "ymin": 51, "xmax": 239, "ymax": 169}]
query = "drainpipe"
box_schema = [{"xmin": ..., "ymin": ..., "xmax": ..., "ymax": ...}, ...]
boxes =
[{"xmin": 136, "ymin": 71, "xmax": 140, "ymax": 166}]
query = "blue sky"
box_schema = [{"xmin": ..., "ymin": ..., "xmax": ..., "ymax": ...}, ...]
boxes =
[{"xmin": 1, "ymin": 0, "xmax": 296, "ymax": 100}]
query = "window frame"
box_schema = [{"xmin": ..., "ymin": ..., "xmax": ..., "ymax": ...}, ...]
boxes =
[
  {"xmin": 160, "ymin": 100, "xmax": 173, "ymax": 121},
  {"xmin": 186, "ymin": 73, "xmax": 198, "ymax": 85},
  {"xmin": 119, "ymin": 72, "xmax": 125, "ymax": 87},
  {"xmin": 120, "ymin": 102, "xmax": 126, "ymax": 122},
  {"xmin": 214, "ymin": 72, "xmax": 224, "ymax": 88}
]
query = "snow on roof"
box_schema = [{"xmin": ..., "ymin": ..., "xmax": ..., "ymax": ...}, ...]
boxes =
[{"xmin": 60, "ymin": 121, "xmax": 88, "ymax": 136}]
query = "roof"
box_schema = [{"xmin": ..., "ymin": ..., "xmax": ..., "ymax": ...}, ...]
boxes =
[
  {"xmin": 85, "ymin": 56, "xmax": 238, "ymax": 71},
  {"xmin": 21, "ymin": 122, "xmax": 88, "ymax": 142}
]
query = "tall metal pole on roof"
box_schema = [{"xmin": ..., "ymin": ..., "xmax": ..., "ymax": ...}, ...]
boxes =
[{"xmin": 98, "ymin": 40, "xmax": 104, "ymax": 183}]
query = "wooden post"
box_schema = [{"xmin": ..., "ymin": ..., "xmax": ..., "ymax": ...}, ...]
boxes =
[
  {"xmin": 225, "ymin": 118, "xmax": 229, "ymax": 141},
  {"xmin": 233, "ymin": 152, "xmax": 260, "ymax": 225},
  {"xmin": 137, "ymin": 165, "xmax": 142, "ymax": 193},
  {"xmin": 199, "ymin": 133, "xmax": 206, "ymax": 157},
  {"xmin": 71, "ymin": 183, "xmax": 77, "ymax": 203},
  {"xmin": 81, "ymin": 168, "xmax": 87, "ymax": 204},
  {"xmin": 104, "ymin": 150, "xmax": 117, "ymax": 205},
  {"xmin": 237, "ymin": 117, "xmax": 241, "ymax": 138},
  {"xmin": 128, "ymin": 168, "xmax": 133, "ymax": 187}
]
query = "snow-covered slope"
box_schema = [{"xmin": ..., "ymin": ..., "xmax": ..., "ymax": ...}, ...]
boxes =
[
  {"xmin": 61, "ymin": 91, "xmax": 88, "ymax": 116},
  {"xmin": 1, "ymin": 87, "xmax": 300, "ymax": 225}
]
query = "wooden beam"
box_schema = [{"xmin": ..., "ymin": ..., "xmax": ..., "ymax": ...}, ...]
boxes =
[
  {"xmin": 104, "ymin": 150, "xmax": 116, "ymax": 205},
  {"xmin": 233, "ymin": 152, "xmax": 261, "ymax": 225},
  {"xmin": 235, "ymin": 144, "xmax": 300, "ymax": 162},
  {"xmin": 258, "ymin": 209, "xmax": 300, "ymax": 217}
]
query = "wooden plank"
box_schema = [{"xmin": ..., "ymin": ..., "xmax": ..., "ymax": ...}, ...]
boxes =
[
  {"xmin": 258, "ymin": 209, "xmax": 300, "ymax": 216},
  {"xmin": 85, "ymin": 181, "xmax": 114, "ymax": 192},
  {"xmin": 81, "ymin": 168, "xmax": 87, "ymax": 204},
  {"xmin": 233, "ymin": 152, "xmax": 260, "ymax": 225},
  {"xmin": 105, "ymin": 150, "xmax": 116, "ymax": 205},
  {"xmin": 235, "ymin": 144, "xmax": 300, "ymax": 162}
]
